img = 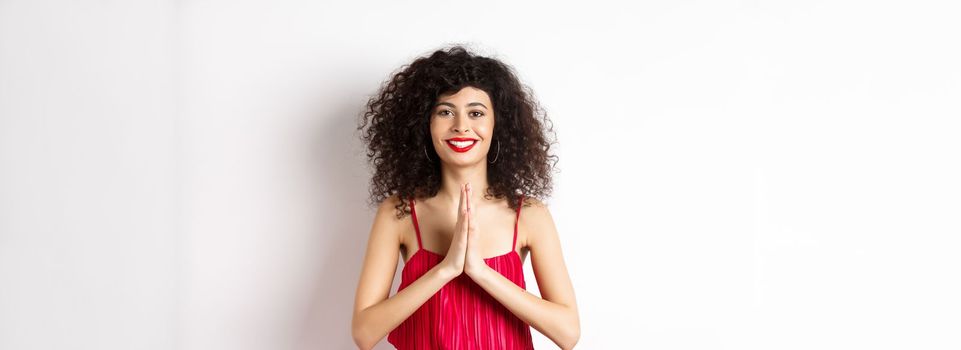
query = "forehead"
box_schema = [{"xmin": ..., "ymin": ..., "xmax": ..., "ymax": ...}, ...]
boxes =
[{"xmin": 435, "ymin": 86, "xmax": 492, "ymax": 105}]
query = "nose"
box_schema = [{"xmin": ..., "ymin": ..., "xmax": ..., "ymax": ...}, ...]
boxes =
[{"xmin": 452, "ymin": 114, "xmax": 470, "ymax": 133}]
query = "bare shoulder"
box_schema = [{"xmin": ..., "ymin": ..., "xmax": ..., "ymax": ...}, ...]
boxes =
[
  {"xmin": 371, "ymin": 194, "xmax": 406, "ymax": 241},
  {"xmin": 519, "ymin": 196, "xmax": 559, "ymax": 243},
  {"xmin": 523, "ymin": 196, "xmax": 547, "ymax": 208},
  {"xmin": 376, "ymin": 193, "xmax": 405, "ymax": 217},
  {"xmin": 521, "ymin": 196, "xmax": 552, "ymax": 221},
  {"xmin": 377, "ymin": 194, "xmax": 410, "ymax": 222}
]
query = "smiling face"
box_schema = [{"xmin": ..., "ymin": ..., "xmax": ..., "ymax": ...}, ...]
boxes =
[{"xmin": 429, "ymin": 86, "xmax": 495, "ymax": 167}]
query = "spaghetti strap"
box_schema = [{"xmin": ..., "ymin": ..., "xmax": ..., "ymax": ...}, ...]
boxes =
[
  {"xmin": 513, "ymin": 194, "xmax": 524, "ymax": 251},
  {"xmin": 409, "ymin": 197, "xmax": 423, "ymax": 249}
]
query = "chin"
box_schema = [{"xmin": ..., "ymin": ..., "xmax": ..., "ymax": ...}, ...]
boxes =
[{"xmin": 441, "ymin": 155, "xmax": 486, "ymax": 167}]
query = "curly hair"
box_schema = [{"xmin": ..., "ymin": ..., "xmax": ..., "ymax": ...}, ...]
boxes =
[{"xmin": 357, "ymin": 44, "xmax": 558, "ymax": 219}]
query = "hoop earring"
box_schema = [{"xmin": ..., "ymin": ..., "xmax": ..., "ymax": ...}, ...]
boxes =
[
  {"xmin": 488, "ymin": 139, "xmax": 500, "ymax": 164},
  {"xmin": 424, "ymin": 145, "xmax": 433, "ymax": 161}
]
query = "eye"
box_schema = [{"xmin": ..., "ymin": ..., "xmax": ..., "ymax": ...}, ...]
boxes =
[
  {"xmin": 469, "ymin": 111, "xmax": 484, "ymax": 118},
  {"xmin": 437, "ymin": 109, "xmax": 453, "ymax": 117}
]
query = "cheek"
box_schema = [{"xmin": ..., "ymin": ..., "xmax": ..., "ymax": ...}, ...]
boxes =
[
  {"xmin": 428, "ymin": 122, "xmax": 443, "ymax": 141},
  {"xmin": 481, "ymin": 125, "xmax": 495, "ymax": 139},
  {"xmin": 475, "ymin": 119, "xmax": 494, "ymax": 138}
]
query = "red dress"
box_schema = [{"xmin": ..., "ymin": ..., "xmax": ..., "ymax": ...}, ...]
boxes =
[{"xmin": 387, "ymin": 195, "xmax": 535, "ymax": 349}]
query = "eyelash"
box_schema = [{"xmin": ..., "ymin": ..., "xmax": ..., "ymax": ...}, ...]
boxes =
[{"xmin": 438, "ymin": 110, "xmax": 484, "ymax": 118}]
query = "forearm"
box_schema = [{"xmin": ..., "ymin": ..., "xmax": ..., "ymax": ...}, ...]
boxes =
[
  {"xmin": 352, "ymin": 265, "xmax": 456, "ymax": 349},
  {"xmin": 469, "ymin": 267, "xmax": 580, "ymax": 349}
]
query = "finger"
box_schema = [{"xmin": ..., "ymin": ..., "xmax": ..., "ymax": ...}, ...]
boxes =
[
  {"xmin": 468, "ymin": 206, "xmax": 477, "ymax": 233},
  {"xmin": 466, "ymin": 182, "xmax": 473, "ymax": 211},
  {"xmin": 458, "ymin": 183, "xmax": 466, "ymax": 216},
  {"xmin": 467, "ymin": 188, "xmax": 479, "ymax": 229},
  {"xmin": 464, "ymin": 183, "xmax": 474, "ymax": 233}
]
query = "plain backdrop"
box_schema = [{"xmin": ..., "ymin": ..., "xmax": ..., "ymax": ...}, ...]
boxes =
[{"xmin": 1, "ymin": 0, "xmax": 960, "ymax": 349}]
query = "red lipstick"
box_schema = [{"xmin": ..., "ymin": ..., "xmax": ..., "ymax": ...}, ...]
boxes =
[{"xmin": 445, "ymin": 138, "xmax": 478, "ymax": 153}]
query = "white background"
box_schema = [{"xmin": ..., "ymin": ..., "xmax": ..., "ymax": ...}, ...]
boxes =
[{"xmin": 1, "ymin": 0, "xmax": 959, "ymax": 349}]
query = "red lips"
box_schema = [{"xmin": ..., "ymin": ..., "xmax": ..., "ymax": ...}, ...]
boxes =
[{"xmin": 445, "ymin": 138, "xmax": 478, "ymax": 153}]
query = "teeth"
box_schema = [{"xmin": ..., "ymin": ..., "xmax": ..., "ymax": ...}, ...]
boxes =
[{"xmin": 448, "ymin": 140, "xmax": 475, "ymax": 148}]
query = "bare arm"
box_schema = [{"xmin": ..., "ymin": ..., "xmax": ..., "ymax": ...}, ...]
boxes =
[
  {"xmin": 465, "ymin": 199, "xmax": 580, "ymax": 349},
  {"xmin": 350, "ymin": 196, "xmax": 454, "ymax": 349}
]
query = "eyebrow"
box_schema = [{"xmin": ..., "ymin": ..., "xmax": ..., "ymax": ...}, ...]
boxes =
[{"xmin": 435, "ymin": 102, "xmax": 489, "ymax": 110}]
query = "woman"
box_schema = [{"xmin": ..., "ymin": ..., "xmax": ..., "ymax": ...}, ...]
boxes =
[{"xmin": 351, "ymin": 45, "xmax": 579, "ymax": 350}]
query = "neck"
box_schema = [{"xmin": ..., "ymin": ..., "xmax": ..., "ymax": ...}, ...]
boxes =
[{"xmin": 437, "ymin": 161, "xmax": 489, "ymax": 207}]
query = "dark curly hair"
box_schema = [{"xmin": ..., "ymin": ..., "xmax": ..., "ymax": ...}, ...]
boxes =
[{"xmin": 357, "ymin": 44, "xmax": 558, "ymax": 218}]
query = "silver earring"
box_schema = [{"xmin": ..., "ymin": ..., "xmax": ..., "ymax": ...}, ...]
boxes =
[
  {"xmin": 424, "ymin": 145, "xmax": 433, "ymax": 161},
  {"xmin": 488, "ymin": 139, "xmax": 500, "ymax": 164}
]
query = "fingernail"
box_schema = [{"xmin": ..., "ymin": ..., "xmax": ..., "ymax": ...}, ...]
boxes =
[{"xmin": 467, "ymin": 182, "xmax": 471, "ymax": 191}]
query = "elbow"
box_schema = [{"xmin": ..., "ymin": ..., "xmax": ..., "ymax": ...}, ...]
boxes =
[
  {"xmin": 559, "ymin": 327, "xmax": 580, "ymax": 350},
  {"xmin": 558, "ymin": 314, "xmax": 580, "ymax": 350},
  {"xmin": 351, "ymin": 316, "xmax": 375, "ymax": 350},
  {"xmin": 353, "ymin": 338, "xmax": 374, "ymax": 350},
  {"xmin": 351, "ymin": 327, "xmax": 374, "ymax": 350}
]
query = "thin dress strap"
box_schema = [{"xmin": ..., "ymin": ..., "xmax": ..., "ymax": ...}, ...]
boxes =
[
  {"xmin": 513, "ymin": 194, "xmax": 524, "ymax": 251},
  {"xmin": 409, "ymin": 197, "xmax": 423, "ymax": 249}
]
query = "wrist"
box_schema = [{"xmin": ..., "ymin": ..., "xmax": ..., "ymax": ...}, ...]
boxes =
[
  {"xmin": 434, "ymin": 263, "xmax": 459, "ymax": 281},
  {"xmin": 464, "ymin": 261, "xmax": 491, "ymax": 280}
]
